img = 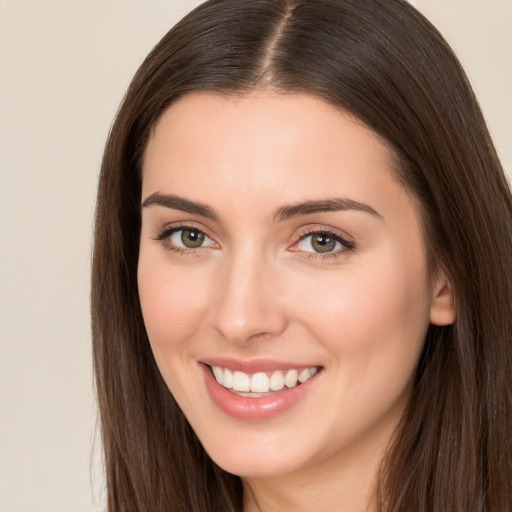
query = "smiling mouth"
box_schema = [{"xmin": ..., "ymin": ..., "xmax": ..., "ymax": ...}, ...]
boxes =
[{"xmin": 207, "ymin": 364, "xmax": 321, "ymax": 397}]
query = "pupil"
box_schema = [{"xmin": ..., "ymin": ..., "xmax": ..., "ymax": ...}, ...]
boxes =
[
  {"xmin": 312, "ymin": 233, "xmax": 336, "ymax": 253},
  {"xmin": 181, "ymin": 229, "xmax": 204, "ymax": 248}
]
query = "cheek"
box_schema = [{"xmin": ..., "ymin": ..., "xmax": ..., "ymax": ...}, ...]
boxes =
[
  {"xmin": 137, "ymin": 256, "xmax": 213, "ymax": 357},
  {"xmin": 292, "ymin": 254, "xmax": 431, "ymax": 366},
  {"xmin": 289, "ymin": 257, "xmax": 431, "ymax": 442}
]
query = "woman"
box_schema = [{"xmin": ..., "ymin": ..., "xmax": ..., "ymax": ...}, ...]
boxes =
[{"xmin": 91, "ymin": 0, "xmax": 512, "ymax": 510}]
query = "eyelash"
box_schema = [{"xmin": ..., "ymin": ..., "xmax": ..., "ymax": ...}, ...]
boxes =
[
  {"xmin": 153, "ymin": 225, "xmax": 356, "ymax": 260},
  {"xmin": 294, "ymin": 229, "xmax": 356, "ymax": 259},
  {"xmin": 153, "ymin": 224, "xmax": 215, "ymax": 256}
]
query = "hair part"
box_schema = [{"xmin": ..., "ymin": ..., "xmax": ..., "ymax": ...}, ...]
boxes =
[{"xmin": 92, "ymin": 1, "xmax": 512, "ymax": 510}]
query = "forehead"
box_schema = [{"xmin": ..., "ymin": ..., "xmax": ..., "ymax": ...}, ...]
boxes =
[{"xmin": 142, "ymin": 91, "xmax": 407, "ymax": 220}]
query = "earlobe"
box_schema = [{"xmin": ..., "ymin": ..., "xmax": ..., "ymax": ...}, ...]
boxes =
[{"xmin": 429, "ymin": 274, "xmax": 456, "ymax": 326}]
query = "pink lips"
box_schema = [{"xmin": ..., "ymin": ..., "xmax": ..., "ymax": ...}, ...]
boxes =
[
  {"xmin": 199, "ymin": 359, "xmax": 321, "ymax": 421},
  {"xmin": 201, "ymin": 357, "xmax": 317, "ymax": 373}
]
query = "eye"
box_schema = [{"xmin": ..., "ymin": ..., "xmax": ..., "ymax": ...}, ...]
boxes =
[
  {"xmin": 155, "ymin": 226, "xmax": 217, "ymax": 252},
  {"xmin": 295, "ymin": 230, "xmax": 354, "ymax": 255},
  {"xmin": 170, "ymin": 228, "xmax": 213, "ymax": 249}
]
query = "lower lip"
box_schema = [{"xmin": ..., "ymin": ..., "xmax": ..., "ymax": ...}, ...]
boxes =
[{"xmin": 200, "ymin": 364, "xmax": 320, "ymax": 421}]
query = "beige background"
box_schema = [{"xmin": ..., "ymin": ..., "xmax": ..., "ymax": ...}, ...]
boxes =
[{"xmin": 0, "ymin": 1, "xmax": 510, "ymax": 511}]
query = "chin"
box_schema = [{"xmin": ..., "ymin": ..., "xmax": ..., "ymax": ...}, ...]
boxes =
[
  {"xmin": 209, "ymin": 447, "xmax": 306, "ymax": 478},
  {"xmin": 193, "ymin": 423, "xmax": 311, "ymax": 478}
]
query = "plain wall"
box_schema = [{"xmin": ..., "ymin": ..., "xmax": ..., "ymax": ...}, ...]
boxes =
[{"xmin": 0, "ymin": 2, "xmax": 510, "ymax": 511}]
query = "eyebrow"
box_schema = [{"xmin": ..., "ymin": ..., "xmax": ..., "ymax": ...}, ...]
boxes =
[
  {"xmin": 142, "ymin": 192, "xmax": 218, "ymax": 220},
  {"xmin": 141, "ymin": 192, "xmax": 382, "ymax": 221},
  {"xmin": 273, "ymin": 198, "xmax": 382, "ymax": 221}
]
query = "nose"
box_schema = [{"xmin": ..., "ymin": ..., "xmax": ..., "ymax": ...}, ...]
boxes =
[{"xmin": 209, "ymin": 247, "xmax": 288, "ymax": 346}]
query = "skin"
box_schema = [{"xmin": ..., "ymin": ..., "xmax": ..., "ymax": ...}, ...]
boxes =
[{"xmin": 138, "ymin": 91, "xmax": 455, "ymax": 512}]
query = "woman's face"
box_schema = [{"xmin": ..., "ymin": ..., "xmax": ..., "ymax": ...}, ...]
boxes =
[{"xmin": 138, "ymin": 92, "xmax": 454, "ymax": 479}]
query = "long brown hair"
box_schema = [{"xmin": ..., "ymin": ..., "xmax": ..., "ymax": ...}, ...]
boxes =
[{"xmin": 91, "ymin": 0, "xmax": 512, "ymax": 510}]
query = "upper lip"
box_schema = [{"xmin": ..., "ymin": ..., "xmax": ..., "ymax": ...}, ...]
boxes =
[{"xmin": 200, "ymin": 357, "xmax": 321, "ymax": 374}]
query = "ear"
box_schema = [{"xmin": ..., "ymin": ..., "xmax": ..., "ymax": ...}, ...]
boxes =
[{"xmin": 429, "ymin": 272, "xmax": 456, "ymax": 326}]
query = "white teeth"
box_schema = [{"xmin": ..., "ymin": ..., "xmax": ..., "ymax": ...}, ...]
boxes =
[
  {"xmin": 284, "ymin": 369, "xmax": 298, "ymax": 388},
  {"xmin": 298, "ymin": 368, "xmax": 312, "ymax": 383},
  {"xmin": 223, "ymin": 368, "xmax": 233, "ymax": 389},
  {"xmin": 251, "ymin": 372, "xmax": 270, "ymax": 393},
  {"xmin": 269, "ymin": 371, "xmax": 285, "ymax": 391},
  {"xmin": 210, "ymin": 365, "xmax": 319, "ymax": 394},
  {"xmin": 212, "ymin": 366, "xmax": 224, "ymax": 385},
  {"xmin": 232, "ymin": 371, "xmax": 251, "ymax": 392}
]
